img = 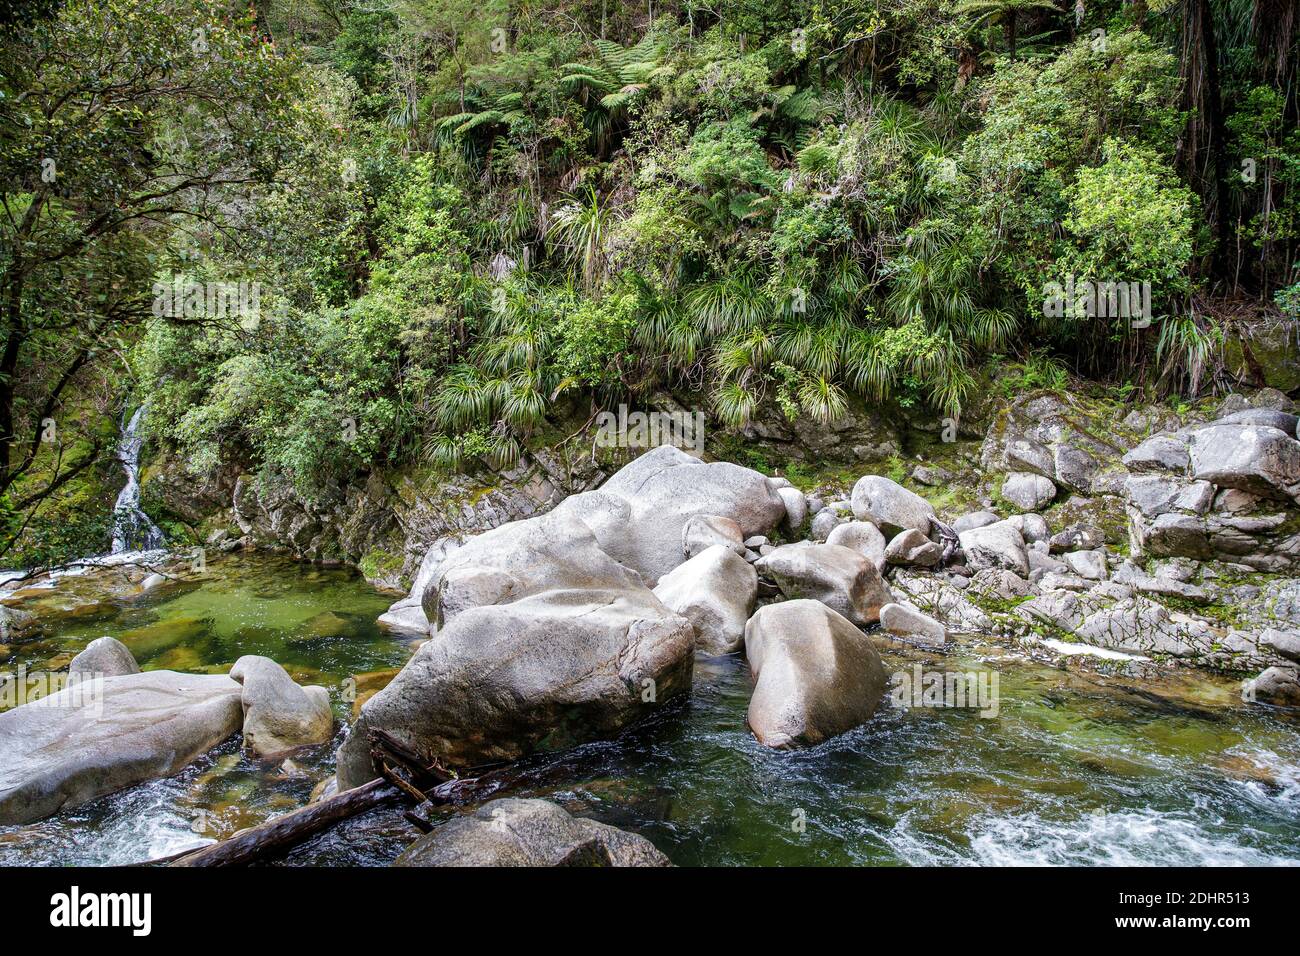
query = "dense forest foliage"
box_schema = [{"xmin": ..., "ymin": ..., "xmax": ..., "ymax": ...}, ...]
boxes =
[{"xmin": 1, "ymin": 0, "xmax": 1297, "ymax": 565}]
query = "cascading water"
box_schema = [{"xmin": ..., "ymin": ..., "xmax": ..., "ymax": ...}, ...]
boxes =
[{"xmin": 110, "ymin": 405, "xmax": 165, "ymax": 554}]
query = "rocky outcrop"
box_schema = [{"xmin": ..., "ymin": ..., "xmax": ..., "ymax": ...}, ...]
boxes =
[
  {"xmin": 1124, "ymin": 414, "xmax": 1300, "ymax": 571},
  {"xmin": 755, "ymin": 542, "xmax": 892, "ymax": 626},
  {"xmin": 652, "ymin": 545, "xmax": 757, "ymax": 655},
  {"xmin": 229, "ymin": 655, "xmax": 333, "ymax": 756},
  {"xmin": 394, "ymin": 798, "xmax": 671, "ymax": 867},
  {"xmin": 0, "ymin": 671, "xmax": 242, "ymax": 825},
  {"xmin": 744, "ymin": 600, "xmax": 888, "ymax": 748},
  {"xmin": 981, "ymin": 391, "xmax": 1134, "ymax": 495},
  {"xmin": 336, "ymin": 507, "xmax": 696, "ymax": 788}
]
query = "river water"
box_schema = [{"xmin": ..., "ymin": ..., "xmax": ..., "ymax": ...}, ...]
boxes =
[{"xmin": 2, "ymin": 554, "xmax": 1298, "ymax": 866}]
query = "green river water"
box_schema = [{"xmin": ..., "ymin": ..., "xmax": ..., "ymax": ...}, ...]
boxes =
[{"xmin": 2, "ymin": 553, "xmax": 1298, "ymax": 866}]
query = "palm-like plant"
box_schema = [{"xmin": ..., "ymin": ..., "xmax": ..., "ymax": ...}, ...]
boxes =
[
  {"xmin": 560, "ymin": 34, "xmax": 669, "ymax": 152},
  {"xmin": 435, "ymin": 89, "xmax": 527, "ymax": 145},
  {"xmin": 955, "ymin": 0, "xmax": 1061, "ymax": 59},
  {"xmin": 546, "ymin": 185, "xmax": 616, "ymax": 290}
]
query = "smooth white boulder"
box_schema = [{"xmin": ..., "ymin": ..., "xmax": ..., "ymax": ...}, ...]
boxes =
[
  {"xmin": 745, "ymin": 600, "xmax": 887, "ymax": 748},
  {"xmin": 0, "ymin": 671, "xmax": 241, "ymax": 825},
  {"xmin": 653, "ymin": 545, "xmax": 757, "ymax": 655},
  {"xmin": 754, "ymin": 542, "xmax": 893, "ymax": 626},
  {"xmin": 229, "ymin": 655, "xmax": 334, "ymax": 757},
  {"xmin": 850, "ymin": 475, "xmax": 935, "ymax": 537}
]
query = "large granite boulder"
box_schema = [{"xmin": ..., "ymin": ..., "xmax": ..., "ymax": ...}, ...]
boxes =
[
  {"xmin": 744, "ymin": 600, "xmax": 888, "ymax": 748},
  {"xmin": 68, "ymin": 636, "xmax": 139, "ymax": 678},
  {"xmin": 754, "ymin": 542, "xmax": 893, "ymax": 626},
  {"xmin": 681, "ymin": 514, "xmax": 746, "ymax": 559},
  {"xmin": 0, "ymin": 671, "xmax": 242, "ymax": 825},
  {"xmin": 551, "ymin": 445, "xmax": 786, "ymax": 585},
  {"xmin": 229, "ymin": 656, "xmax": 333, "ymax": 757},
  {"xmin": 652, "ymin": 545, "xmax": 757, "ymax": 655},
  {"xmin": 394, "ymin": 798, "xmax": 670, "ymax": 867},
  {"xmin": 337, "ymin": 510, "xmax": 695, "ymax": 788},
  {"xmin": 849, "ymin": 475, "xmax": 935, "ymax": 537}
]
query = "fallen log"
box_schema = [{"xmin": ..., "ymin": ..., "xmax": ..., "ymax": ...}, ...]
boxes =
[{"xmin": 168, "ymin": 777, "xmax": 402, "ymax": 867}]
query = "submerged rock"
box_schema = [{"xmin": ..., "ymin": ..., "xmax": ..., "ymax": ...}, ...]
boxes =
[
  {"xmin": 0, "ymin": 671, "xmax": 242, "ymax": 825},
  {"xmin": 1243, "ymin": 666, "xmax": 1300, "ymax": 707},
  {"xmin": 394, "ymin": 798, "xmax": 671, "ymax": 867},
  {"xmin": 745, "ymin": 600, "xmax": 887, "ymax": 749},
  {"xmin": 229, "ymin": 655, "xmax": 334, "ymax": 757}
]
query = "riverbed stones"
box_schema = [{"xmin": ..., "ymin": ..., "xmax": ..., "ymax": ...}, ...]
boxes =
[
  {"xmin": 653, "ymin": 545, "xmax": 757, "ymax": 655},
  {"xmin": 394, "ymin": 798, "xmax": 671, "ymax": 867},
  {"xmin": 337, "ymin": 510, "xmax": 696, "ymax": 788},
  {"xmin": 229, "ymin": 655, "xmax": 333, "ymax": 756},
  {"xmin": 777, "ymin": 486, "xmax": 808, "ymax": 530},
  {"xmin": 754, "ymin": 542, "xmax": 892, "ymax": 626},
  {"xmin": 957, "ymin": 520, "xmax": 1029, "ymax": 576},
  {"xmin": 1002, "ymin": 472, "xmax": 1056, "ymax": 511},
  {"xmin": 850, "ymin": 475, "xmax": 935, "ymax": 537},
  {"xmin": 68, "ymin": 636, "xmax": 140, "ymax": 678},
  {"xmin": 825, "ymin": 520, "xmax": 887, "ymax": 573},
  {"xmin": 884, "ymin": 529, "xmax": 942, "ymax": 568},
  {"xmin": 0, "ymin": 671, "xmax": 242, "ymax": 825},
  {"xmin": 879, "ymin": 603, "xmax": 946, "ymax": 644},
  {"xmin": 744, "ymin": 600, "xmax": 887, "ymax": 749}
]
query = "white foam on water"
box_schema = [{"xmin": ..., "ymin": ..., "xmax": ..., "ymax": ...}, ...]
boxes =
[
  {"xmin": 963, "ymin": 808, "xmax": 1296, "ymax": 867},
  {"xmin": 1038, "ymin": 637, "xmax": 1149, "ymax": 661}
]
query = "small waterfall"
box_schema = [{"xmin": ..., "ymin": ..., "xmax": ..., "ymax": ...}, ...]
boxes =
[{"xmin": 110, "ymin": 405, "xmax": 165, "ymax": 554}]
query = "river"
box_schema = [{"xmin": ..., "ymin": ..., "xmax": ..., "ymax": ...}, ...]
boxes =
[{"xmin": 1, "ymin": 554, "xmax": 1298, "ymax": 866}]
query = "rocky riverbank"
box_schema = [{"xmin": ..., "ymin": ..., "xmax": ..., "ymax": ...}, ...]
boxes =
[{"xmin": 5, "ymin": 382, "xmax": 1300, "ymax": 865}]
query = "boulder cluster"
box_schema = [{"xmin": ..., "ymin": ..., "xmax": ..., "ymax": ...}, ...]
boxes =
[{"xmin": 0, "ymin": 640, "xmax": 334, "ymax": 826}]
